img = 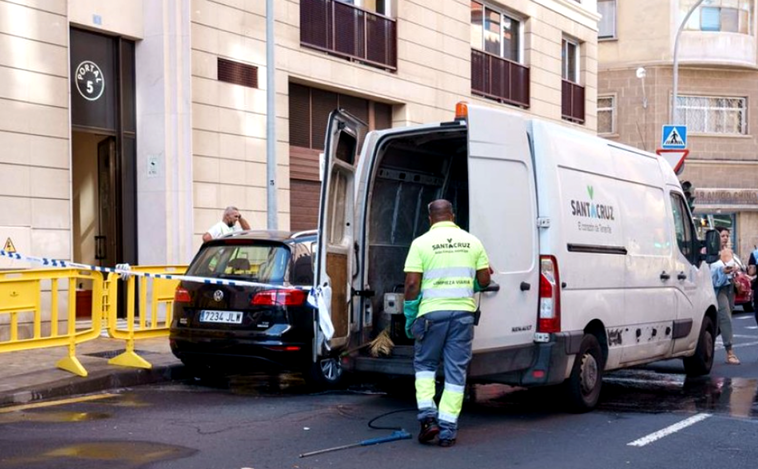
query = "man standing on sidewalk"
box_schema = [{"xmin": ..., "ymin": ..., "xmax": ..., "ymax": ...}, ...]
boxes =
[
  {"xmin": 202, "ymin": 206, "xmax": 251, "ymax": 243},
  {"xmin": 403, "ymin": 199, "xmax": 491, "ymax": 448}
]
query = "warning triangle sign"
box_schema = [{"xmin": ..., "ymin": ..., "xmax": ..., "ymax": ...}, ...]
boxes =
[
  {"xmin": 664, "ymin": 128, "xmax": 683, "ymax": 146},
  {"xmin": 3, "ymin": 237, "xmax": 16, "ymax": 253}
]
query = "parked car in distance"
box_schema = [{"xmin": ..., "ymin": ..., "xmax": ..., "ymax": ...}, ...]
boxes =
[
  {"xmin": 169, "ymin": 229, "xmax": 343, "ymax": 387},
  {"xmin": 733, "ymin": 255, "xmax": 754, "ymax": 313}
]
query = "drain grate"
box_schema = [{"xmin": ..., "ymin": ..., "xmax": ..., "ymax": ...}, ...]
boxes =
[{"xmin": 85, "ymin": 349, "xmax": 158, "ymax": 359}]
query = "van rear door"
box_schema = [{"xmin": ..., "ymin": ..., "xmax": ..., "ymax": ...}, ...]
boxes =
[
  {"xmin": 465, "ymin": 105, "xmax": 540, "ymax": 351},
  {"xmin": 315, "ymin": 110, "xmax": 367, "ymax": 350}
]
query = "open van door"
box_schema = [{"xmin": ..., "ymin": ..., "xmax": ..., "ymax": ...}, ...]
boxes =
[
  {"xmin": 314, "ymin": 110, "xmax": 367, "ymax": 351},
  {"xmin": 465, "ymin": 105, "xmax": 540, "ymax": 351}
]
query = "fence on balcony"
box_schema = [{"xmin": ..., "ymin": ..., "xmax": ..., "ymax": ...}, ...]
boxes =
[
  {"xmin": 471, "ymin": 49, "xmax": 530, "ymax": 108},
  {"xmin": 300, "ymin": 0, "xmax": 397, "ymax": 71},
  {"xmin": 561, "ymin": 79, "xmax": 585, "ymax": 124}
]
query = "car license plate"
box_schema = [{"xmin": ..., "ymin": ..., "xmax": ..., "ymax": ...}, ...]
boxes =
[{"xmin": 199, "ymin": 310, "xmax": 243, "ymax": 324}]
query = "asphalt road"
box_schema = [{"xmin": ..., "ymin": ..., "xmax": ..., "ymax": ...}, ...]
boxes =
[{"xmin": 1, "ymin": 313, "xmax": 757, "ymax": 469}]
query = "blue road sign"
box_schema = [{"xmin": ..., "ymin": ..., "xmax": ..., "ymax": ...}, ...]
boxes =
[{"xmin": 661, "ymin": 125, "xmax": 687, "ymax": 149}]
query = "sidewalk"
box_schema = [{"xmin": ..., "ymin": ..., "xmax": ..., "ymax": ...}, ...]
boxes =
[{"xmin": 0, "ymin": 336, "xmax": 185, "ymax": 408}]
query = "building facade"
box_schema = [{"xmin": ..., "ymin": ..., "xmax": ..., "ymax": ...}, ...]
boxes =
[
  {"xmin": 0, "ymin": 0, "xmax": 600, "ymax": 272},
  {"xmin": 597, "ymin": 0, "xmax": 758, "ymax": 260}
]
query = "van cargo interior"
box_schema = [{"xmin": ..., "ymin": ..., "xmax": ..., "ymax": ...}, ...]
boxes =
[{"xmin": 366, "ymin": 128, "xmax": 468, "ymax": 339}]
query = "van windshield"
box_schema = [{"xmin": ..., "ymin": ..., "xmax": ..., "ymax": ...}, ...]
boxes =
[{"xmin": 188, "ymin": 243, "xmax": 290, "ymax": 284}]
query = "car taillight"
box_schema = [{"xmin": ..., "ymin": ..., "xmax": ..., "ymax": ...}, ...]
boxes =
[
  {"xmin": 174, "ymin": 287, "xmax": 191, "ymax": 303},
  {"xmin": 538, "ymin": 255, "xmax": 561, "ymax": 333},
  {"xmin": 252, "ymin": 289, "xmax": 307, "ymax": 306}
]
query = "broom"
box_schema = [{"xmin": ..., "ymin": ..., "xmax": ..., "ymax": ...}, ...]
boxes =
[{"xmin": 368, "ymin": 327, "xmax": 395, "ymax": 357}]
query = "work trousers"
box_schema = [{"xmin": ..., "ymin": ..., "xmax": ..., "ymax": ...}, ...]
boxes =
[
  {"xmin": 716, "ymin": 284, "xmax": 735, "ymax": 349},
  {"xmin": 412, "ymin": 310, "xmax": 475, "ymax": 441}
]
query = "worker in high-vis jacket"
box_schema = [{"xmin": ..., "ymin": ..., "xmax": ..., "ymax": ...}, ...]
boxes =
[{"xmin": 403, "ymin": 199, "xmax": 491, "ymax": 448}]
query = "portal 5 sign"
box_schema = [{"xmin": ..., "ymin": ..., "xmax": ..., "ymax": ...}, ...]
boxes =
[{"xmin": 75, "ymin": 61, "xmax": 105, "ymax": 101}]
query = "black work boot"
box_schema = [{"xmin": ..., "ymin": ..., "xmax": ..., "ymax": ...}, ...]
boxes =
[
  {"xmin": 438, "ymin": 438, "xmax": 456, "ymax": 448},
  {"xmin": 418, "ymin": 417, "xmax": 440, "ymax": 444}
]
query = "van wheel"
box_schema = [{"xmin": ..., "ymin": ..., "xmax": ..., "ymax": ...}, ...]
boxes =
[
  {"xmin": 564, "ymin": 334, "xmax": 603, "ymax": 413},
  {"xmin": 305, "ymin": 356, "xmax": 344, "ymax": 389},
  {"xmin": 683, "ymin": 316, "xmax": 715, "ymax": 377}
]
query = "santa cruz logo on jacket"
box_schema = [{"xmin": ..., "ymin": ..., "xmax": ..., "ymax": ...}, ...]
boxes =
[{"xmin": 432, "ymin": 237, "xmax": 471, "ymax": 251}]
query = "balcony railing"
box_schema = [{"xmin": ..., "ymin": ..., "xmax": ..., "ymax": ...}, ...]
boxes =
[
  {"xmin": 471, "ymin": 49, "xmax": 530, "ymax": 108},
  {"xmin": 562, "ymin": 79, "xmax": 585, "ymax": 124},
  {"xmin": 300, "ymin": 0, "xmax": 397, "ymax": 71}
]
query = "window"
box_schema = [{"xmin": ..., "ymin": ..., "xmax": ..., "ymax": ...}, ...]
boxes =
[
  {"xmin": 598, "ymin": 0, "xmax": 616, "ymax": 39},
  {"xmin": 671, "ymin": 194, "xmax": 696, "ymax": 264},
  {"xmin": 597, "ymin": 95, "xmax": 615, "ymax": 134},
  {"xmin": 470, "ymin": 1, "xmax": 521, "ymax": 62},
  {"xmin": 683, "ymin": 0, "xmax": 753, "ymax": 35},
  {"xmin": 674, "ymin": 95, "xmax": 747, "ymax": 135},
  {"xmin": 336, "ymin": 0, "xmax": 390, "ymax": 15},
  {"xmin": 562, "ymin": 38, "xmax": 579, "ymax": 83}
]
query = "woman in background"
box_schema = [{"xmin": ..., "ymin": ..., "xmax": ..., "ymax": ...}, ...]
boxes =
[{"xmin": 710, "ymin": 227, "xmax": 740, "ymax": 365}]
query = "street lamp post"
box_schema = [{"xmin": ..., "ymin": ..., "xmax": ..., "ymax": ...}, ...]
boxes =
[
  {"xmin": 266, "ymin": 0, "xmax": 278, "ymax": 230},
  {"xmin": 672, "ymin": 0, "xmax": 706, "ymax": 123}
]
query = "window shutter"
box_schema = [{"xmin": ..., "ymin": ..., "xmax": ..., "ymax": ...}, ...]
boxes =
[{"xmin": 217, "ymin": 58, "xmax": 258, "ymax": 88}]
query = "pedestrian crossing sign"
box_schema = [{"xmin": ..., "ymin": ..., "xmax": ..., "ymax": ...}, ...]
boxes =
[
  {"xmin": 3, "ymin": 237, "xmax": 16, "ymax": 253},
  {"xmin": 661, "ymin": 125, "xmax": 687, "ymax": 149}
]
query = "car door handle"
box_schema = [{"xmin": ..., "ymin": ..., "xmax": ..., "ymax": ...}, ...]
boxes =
[
  {"xmin": 520, "ymin": 281, "xmax": 530, "ymax": 291},
  {"xmin": 677, "ymin": 272, "xmax": 687, "ymax": 281},
  {"xmin": 660, "ymin": 271, "xmax": 671, "ymax": 281}
]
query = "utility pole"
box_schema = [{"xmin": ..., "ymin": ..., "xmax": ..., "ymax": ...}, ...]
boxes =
[
  {"xmin": 266, "ymin": 0, "xmax": 278, "ymax": 229},
  {"xmin": 672, "ymin": 0, "xmax": 706, "ymax": 123}
]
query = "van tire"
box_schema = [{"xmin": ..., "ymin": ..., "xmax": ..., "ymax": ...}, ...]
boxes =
[
  {"xmin": 683, "ymin": 316, "xmax": 715, "ymax": 377},
  {"xmin": 305, "ymin": 355, "xmax": 344, "ymax": 389},
  {"xmin": 564, "ymin": 334, "xmax": 603, "ymax": 413}
]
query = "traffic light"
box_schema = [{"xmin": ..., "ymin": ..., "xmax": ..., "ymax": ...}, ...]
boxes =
[{"xmin": 681, "ymin": 180, "xmax": 695, "ymax": 212}]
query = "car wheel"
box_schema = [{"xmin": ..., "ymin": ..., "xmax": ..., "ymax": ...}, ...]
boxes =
[
  {"xmin": 563, "ymin": 334, "xmax": 603, "ymax": 413},
  {"xmin": 305, "ymin": 355, "xmax": 344, "ymax": 389},
  {"xmin": 683, "ymin": 316, "xmax": 715, "ymax": 377},
  {"xmin": 742, "ymin": 301, "xmax": 754, "ymax": 313}
]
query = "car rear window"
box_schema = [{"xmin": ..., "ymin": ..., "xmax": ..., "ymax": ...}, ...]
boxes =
[{"xmin": 188, "ymin": 242, "xmax": 291, "ymax": 284}]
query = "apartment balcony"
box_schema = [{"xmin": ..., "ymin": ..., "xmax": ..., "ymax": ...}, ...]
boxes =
[
  {"xmin": 562, "ymin": 79, "xmax": 585, "ymax": 124},
  {"xmin": 300, "ymin": 0, "xmax": 397, "ymax": 72},
  {"xmin": 471, "ymin": 49, "xmax": 530, "ymax": 108},
  {"xmin": 678, "ymin": 31, "xmax": 757, "ymax": 68}
]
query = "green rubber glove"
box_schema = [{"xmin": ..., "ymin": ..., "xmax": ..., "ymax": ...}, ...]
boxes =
[
  {"xmin": 403, "ymin": 296, "xmax": 422, "ymax": 339},
  {"xmin": 474, "ymin": 279, "xmax": 486, "ymax": 293}
]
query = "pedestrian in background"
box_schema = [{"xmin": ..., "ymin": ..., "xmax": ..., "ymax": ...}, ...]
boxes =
[
  {"xmin": 710, "ymin": 227, "xmax": 740, "ymax": 365},
  {"xmin": 403, "ymin": 199, "xmax": 491, "ymax": 447},
  {"xmin": 202, "ymin": 206, "xmax": 251, "ymax": 242},
  {"xmin": 747, "ymin": 244, "xmax": 758, "ymax": 326}
]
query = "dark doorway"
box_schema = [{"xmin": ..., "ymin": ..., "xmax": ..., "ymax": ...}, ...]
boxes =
[{"xmin": 70, "ymin": 28, "xmax": 137, "ymax": 267}]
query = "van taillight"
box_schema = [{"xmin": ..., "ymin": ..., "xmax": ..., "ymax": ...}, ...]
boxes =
[
  {"xmin": 252, "ymin": 289, "xmax": 307, "ymax": 306},
  {"xmin": 538, "ymin": 255, "xmax": 561, "ymax": 333},
  {"xmin": 174, "ymin": 287, "xmax": 191, "ymax": 303}
]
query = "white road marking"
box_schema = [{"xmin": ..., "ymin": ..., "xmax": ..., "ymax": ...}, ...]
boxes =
[{"xmin": 627, "ymin": 413, "xmax": 712, "ymax": 447}]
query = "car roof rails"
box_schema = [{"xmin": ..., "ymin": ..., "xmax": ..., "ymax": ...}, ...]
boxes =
[{"xmin": 291, "ymin": 229, "xmax": 317, "ymax": 239}]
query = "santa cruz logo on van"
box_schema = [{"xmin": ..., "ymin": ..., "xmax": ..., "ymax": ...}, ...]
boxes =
[{"xmin": 570, "ymin": 185, "xmax": 615, "ymax": 221}]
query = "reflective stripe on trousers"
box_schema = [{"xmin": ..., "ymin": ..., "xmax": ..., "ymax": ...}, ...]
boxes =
[{"xmin": 412, "ymin": 310, "xmax": 475, "ymax": 440}]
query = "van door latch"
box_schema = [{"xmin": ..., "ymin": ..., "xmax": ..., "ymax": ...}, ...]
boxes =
[{"xmin": 536, "ymin": 217, "xmax": 550, "ymax": 228}]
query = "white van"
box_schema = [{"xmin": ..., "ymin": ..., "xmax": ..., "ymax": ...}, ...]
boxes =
[{"xmin": 313, "ymin": 103, "xmax": 720, "ymax": 410}]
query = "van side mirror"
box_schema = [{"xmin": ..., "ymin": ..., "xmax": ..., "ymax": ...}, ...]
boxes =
[{"xmin": 702, "ymin": 229, "xmax": 720, "ymax": 264}]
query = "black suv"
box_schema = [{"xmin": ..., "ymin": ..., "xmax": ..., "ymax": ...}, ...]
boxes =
[{"xmin": 169, "ymin": 230, "xmax": 342, "ymax": 386}]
